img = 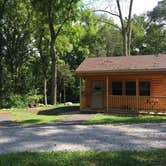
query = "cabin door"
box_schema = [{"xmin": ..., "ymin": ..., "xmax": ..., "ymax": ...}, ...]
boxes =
[{"xmin": 91, "ymin": 80, "xmax": 103, "ymax": 109}]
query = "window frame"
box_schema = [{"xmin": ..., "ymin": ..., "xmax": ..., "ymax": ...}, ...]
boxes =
[
  {"xmin": 139, "ymin": 81, "xmax": 151, "ymax": 96},
  {"xmin": 111, "ymin": 81, "xmax": 123, "ymax": 96},
  {"xmin": 125, "ymin": 81, "xmax": 136, "ymax": 96}
]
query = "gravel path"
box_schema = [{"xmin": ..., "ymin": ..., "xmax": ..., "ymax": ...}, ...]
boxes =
[
  {"xmin": 0, "ymin": 113, "xmax": 20, "ymax": 127},
  {"xmin": 0, "ymin": 113, "xmax": 13, "ymax": 122},
  {"xmin": 0, "ymin": 123, "xmax": 166, "ymax": 154}
]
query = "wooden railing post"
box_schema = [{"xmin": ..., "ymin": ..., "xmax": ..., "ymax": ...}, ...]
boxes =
[
  {"xmin": 106, "ymin": 76, "xmax": 109, "ymax": 112},
  {"xmin": 136, "ymin": 78, "xmax": 139, "ymax": 112}
]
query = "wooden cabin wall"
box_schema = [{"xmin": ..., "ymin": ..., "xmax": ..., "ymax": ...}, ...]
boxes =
[{"xmin": 80, "ymin": 73, "xmax": 166, "ymax": 110}]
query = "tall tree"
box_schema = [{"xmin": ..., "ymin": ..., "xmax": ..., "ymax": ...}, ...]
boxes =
[
  {"xmin": 131, "ymin": 15, "xmax": 147, "ymax": 55},
  {"xmin": 1, "ymin": 0, "xmax": 32, "ymax": 94},
  {"xmin": 94, "ymin": 0, "xmax": 133, "ymax": 56},
  {"xmin": 32, "ymin": 0, "xmax": 80, "ymax": 105},
  {"xmin": 32, "ymin": 11, "xmax": 51, "ymax": 105},
  {"xmin": 149, "ymin": 0, "xmax": 166, "ymax": 26},
  {"xmin": 0, "ymin": 0, "xmax": 8, "ymax": 99}
]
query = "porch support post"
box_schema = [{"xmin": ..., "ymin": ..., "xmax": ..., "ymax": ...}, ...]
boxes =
[
  {"xmin": 136, "ymin": 78, "xmax": 139, "ymax": 112},
  {"xmin": 165, "ymin": 97, "xmax": 166, "ymax": 112},
  {"xmin": 106, "ymin": 76, "xmax": 109, "ymax": 112},
  {"xmin": 80, "ymin": 77, "xmax": 82, "ymax": 109}
]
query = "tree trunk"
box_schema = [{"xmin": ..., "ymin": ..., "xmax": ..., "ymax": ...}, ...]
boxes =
[
  {"xmin": 48, "ymin": 1, "xmax": 57, "ymax": 105},
  {"xmin": 43, "ymin": 77, "xmax": 47, "ymax": 105},
  {"xmin": 122, "ymin": 30, "xmax": 128, "ymax": 56},
  {"xmin": 127, "ymin": 22, "xmax": 132, "ymax": 56},
  {"xmin": 0, "ymin": 56, "xmax": 3, "ymax": 98},
  {"xmin": 63, "ymin": 82, "xmax": 66, "ymax": 104},
  {"xmin": 59, "ymin": 92, "xmax": 62, "ymax": 104},
  {"xmin": 126, "ymin": 0, "xmax": 133, "ymax": 56},
  {"xmin": 47, "ymin": 0, "xmax": 75, "ymax": 105},
  {"xmin": 50, "ymin": 44, "xmax": 57, "ymax": 105},
  {"xmin": 59, "ymin": 78, "xmax": 62, "ymax": 104},
  {"xmin": 0, "ymin": 32, "xmax": 3, "ymax": 98},
  {"xmin": 116, "ymin": 0, "xmax": 133, "ymax": 56}
]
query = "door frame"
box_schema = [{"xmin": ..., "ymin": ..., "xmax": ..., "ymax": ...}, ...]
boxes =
[{"xmin": 90, "ymin": 79, "xmax": 104, "ymax": 109}]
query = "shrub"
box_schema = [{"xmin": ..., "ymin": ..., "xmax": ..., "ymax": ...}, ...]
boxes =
[
  {"xmin": 25, "ymin": 89, "xmax": 43, "ymax": 108},
  {"xmin": 7, "ymin": 94, "xmax": 27, "ymax": 108},
  {"xmin": 26, "ymin": 94, "xmax": 43, "ymax": 108}
]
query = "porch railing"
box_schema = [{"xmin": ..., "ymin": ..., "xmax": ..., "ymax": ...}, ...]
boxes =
[{"xmin": 108, "ymin": 95, "xmax": 166, "ymax": 113}]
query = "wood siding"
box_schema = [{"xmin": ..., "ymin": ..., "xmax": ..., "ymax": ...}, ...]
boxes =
[{"xmin": 80, "ymin": 72, "xmax": 166, "ymax": 112}]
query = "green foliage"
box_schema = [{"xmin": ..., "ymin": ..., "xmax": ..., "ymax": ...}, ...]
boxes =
[
  {"xmin": 131, "ymin": 14, "xmax": 166, "ymax": 55},
  {"xmin": 131, "ymin": 15, "xmax": 147, "ymax": 55},
  {"xmin": 26, "ymin": 90, "xmax": 43, "ymax": 107},
  {"xmin": 6, "ymin": 94, "xmax": 27, "ymax": 108},
  {"xmin": 57, "ymin": 61, "xmax": 75, "ymax": 103},
  {"xmin": 149, "ymin": 0, "xmax": 166, "ymax": 24}
]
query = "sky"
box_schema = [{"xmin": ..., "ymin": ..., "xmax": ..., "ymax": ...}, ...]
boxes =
[
  {"xmin": 86, "ymin": 0, "xmax": 161, "ymax": 22},
  {"xmin": 128, "ymin": 0, "xmax": 160, "ymax": 16}
]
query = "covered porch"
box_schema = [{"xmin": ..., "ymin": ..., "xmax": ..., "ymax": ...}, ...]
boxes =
[{"xmin": 80, "ymin": 75, "xmax": 166, "ymax": 114}]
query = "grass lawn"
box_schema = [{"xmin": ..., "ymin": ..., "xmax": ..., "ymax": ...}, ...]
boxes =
[
  {"xmin": 0, "ymin": 150, "xmax": 166, "ymax": 166},
  {"xmin": 0, "ymin": 104, "xmax": 80, "ymax": 126},
  {"xmin": 85, "ymin": 113, "xmax": 166, "ymax": 125}
]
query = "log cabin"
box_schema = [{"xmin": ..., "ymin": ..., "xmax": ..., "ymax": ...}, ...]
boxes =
[{"xmin": 76, "ymin": 54, "xmax": 166, "ymax": 114}]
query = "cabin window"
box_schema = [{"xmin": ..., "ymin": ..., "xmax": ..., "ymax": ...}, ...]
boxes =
[
  {"xmin": 112, "ymin": 81, "xmax": 122, "ymax": 95},
  {"xmin": 139, "ymin": 81, "xmax": 150, "ymax": 96},
  {"xmin": 125, "ymin": 81, "xmax": 136, "ymax": 96}
]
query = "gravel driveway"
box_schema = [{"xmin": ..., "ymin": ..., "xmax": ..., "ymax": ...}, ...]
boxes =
[{"xmin": 0, "ymin": 123, "xmax": 166, "ymax": 154}]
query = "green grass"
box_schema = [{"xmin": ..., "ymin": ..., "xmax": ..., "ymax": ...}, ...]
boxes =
[
  {"xmin": 85, "ymin": 113, "xmax": 166, "ymax": 125},
  {"xmin": 0, "ymin": 104, "xmax": 80, "ymax": 126},
  {"xmin": 0, "ymin": 150, "xmax": 166, "ymax": 166}
]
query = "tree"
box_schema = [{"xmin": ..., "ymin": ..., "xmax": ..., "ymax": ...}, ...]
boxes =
[
  {"xmin": 32, "ymin": 0, "xmax": 80, "ymax": 105},
  {"xmin": 95, "ymin": 18, "xmax": 123, "ymax": 56},
  {"xmin": 94, "ymin": 0, "xmax": 134, "ymax": 56},
  {"xmin": 131, "ymin": 15, "xmax": 166, "ymax": 55},
  {"xmin": 146, "ymin": 0, "xmax": 166, "ymax": 54},
  {"xmin": 131, "ymin": 15, "xmax": 147, "ymax": 55},
  {"xmin": 33, "ymin": 12, "xmax": 51, "ymax": 105},
  {"xmin": 0, "ymin": 0, "xmax": 8, "ymax": 99},
  {"xmin": 143, "ymin": 23, "xmax": 166, "ymax": 54},
  {"xmin": 1, "ymin": 0, "xmax": 32, "ymax": 94},
  {"xmin": 148, "ymin": 0, "xmax": 166, "ymax": 26},
  {"xmin": 57, "ymin": 61, "xmax": 74, "ymax": 103}
]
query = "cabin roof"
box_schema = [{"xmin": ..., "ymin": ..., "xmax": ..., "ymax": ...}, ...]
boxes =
[{"xmin": 76, "ymin": 54, "xmax": 166, "ymax": 74}]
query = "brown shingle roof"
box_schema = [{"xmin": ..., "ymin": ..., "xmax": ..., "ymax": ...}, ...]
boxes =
[{"xmin": 76, "ymin": 54, "xmax": 166, "ymax": 74}]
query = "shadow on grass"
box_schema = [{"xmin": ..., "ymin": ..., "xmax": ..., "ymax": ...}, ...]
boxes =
[
  {"xmin": 0, "ymin": 150, "xmax": 166, "ymax": 166},
  {"xmin": 19, "ymin": 119, "xmax": 42, "ymax": 125},
  {"xmin": 38, "ymin": 106, "xmax": 80, "ymax": 116}
]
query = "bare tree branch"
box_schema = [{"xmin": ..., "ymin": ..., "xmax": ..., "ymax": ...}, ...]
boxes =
[
  {"xmin": 127, "ymin": 0, "xmax": 133, "ymax": 31},
  {"xmin": 97, "ymin": 19, "xmax": 121, "ymax": 31},
  {"xmin": 94, "ymin": 9, "xmax": 120, "ymax": 18},
  {"xmin": 55, "ymin": 0, "xmax": 75, "ymax": 38},
  {"xmin": 116, "ymin": 0, "xmax": 124, "ymax": 29}
]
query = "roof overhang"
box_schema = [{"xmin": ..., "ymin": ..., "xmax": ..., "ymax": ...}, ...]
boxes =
[{"xmin": 76, "ymin": 69, "xmax": 166, "ymax": 76}]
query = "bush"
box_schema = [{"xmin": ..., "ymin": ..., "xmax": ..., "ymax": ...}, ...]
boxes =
[
  {"xmin": 7, "ymin": 94, "xmax": 27, "ymax": 108},
  {"xmin": 25, "ymin": 89, "xmax": 43, "ymax": 108},
  {"xmin": 0, "ymin": 89, "xmax": 43, "ymax": 108},
  {"xmin": 26, "ymin": 94, "xmax": 43, "ymax": 108}
]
